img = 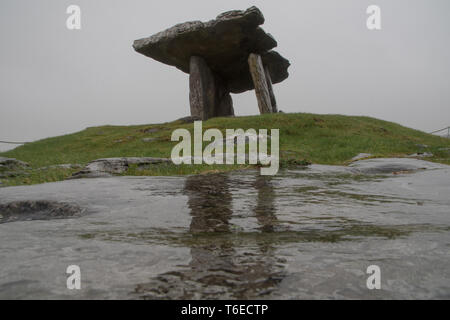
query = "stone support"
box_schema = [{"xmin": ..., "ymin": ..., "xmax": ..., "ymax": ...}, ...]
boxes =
[
  {"xmin": 248, "ymin": 53, "xmax": 272, "ymax": 114},
  {"xmin": 264, "ymin": 65, "xmax": 277, "ymax": 113},
  {"xmin": 189, "ymin": 56, "xmax": 234, "ymax": 120}
]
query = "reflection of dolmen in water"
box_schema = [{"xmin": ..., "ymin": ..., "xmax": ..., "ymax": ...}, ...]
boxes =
[
  {"xmin": 134, "ymin": 173, "xmax": 285, "ymax": 299},
  {"xmin": 185, "ymin": 174, "xmax": 232, "ymax": 233},
  {"xmin": 253, "ymin": 175, "xmax": 278, "ymax": 233}
]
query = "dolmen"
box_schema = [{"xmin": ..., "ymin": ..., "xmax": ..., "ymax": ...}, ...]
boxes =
[{"xmin": 133, "ymin": 6, "xmax": 290, "ymax": 120}]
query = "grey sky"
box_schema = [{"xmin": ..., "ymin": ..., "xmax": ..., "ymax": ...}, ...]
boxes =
[{"xmin": 1, "ymin": 0, "xmax": 449, "ymax": 151}]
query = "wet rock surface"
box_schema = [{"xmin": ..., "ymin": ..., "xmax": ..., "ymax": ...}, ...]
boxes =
[
  {"xmin": 0, "ymin": 200, "xmax": 85, "ymax": 224},
  {"xmin": 348, "ymin": 158, "xmax": 446, "ymax": 174},
  {"xmin": 0, "ymin": 158, "xmax": 449, "ymax": 299}
]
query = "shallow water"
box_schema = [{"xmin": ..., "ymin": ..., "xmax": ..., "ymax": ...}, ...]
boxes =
[{"xmin": 0, "ymin": 158, "xmax": 449, "ymax": 299}]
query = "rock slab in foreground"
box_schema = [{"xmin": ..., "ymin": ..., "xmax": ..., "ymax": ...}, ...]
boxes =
[{"xmin": 0, "ymin": 158, "xmax": 449, "ymax": 299}]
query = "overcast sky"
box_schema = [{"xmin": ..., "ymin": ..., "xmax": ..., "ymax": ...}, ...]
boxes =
[{"xmin": 1, "ymin": 0, "xmax": 449, "ymax": 151}]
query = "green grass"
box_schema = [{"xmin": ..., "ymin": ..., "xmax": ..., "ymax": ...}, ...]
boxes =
[
  {"xmin": 1, "ymin": 113, "xmax": 449, "ymax": 186},
  {"xmin": 1, "ymin": 167, "xmax": 81, "ymax": 187}
]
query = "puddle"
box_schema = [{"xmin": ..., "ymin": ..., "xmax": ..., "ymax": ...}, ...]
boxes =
[{"xmin": 0, "ymin": 158, "xmax": 449, "ymax": 299}]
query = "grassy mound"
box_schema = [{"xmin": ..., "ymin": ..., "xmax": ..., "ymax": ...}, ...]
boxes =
[{"xmin": 1, "ymin": 113, "xmax": 449, "ymax": 186}]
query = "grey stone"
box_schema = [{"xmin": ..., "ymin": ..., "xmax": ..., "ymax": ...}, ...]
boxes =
[
  {"xmin": 351, "ymin": 153, "xmax": 373, "ymax": 161},
  {"xmin": 264, "ymin": 65, "xmax": 277, "ymax": 112},
  {"xmin": 0, "ymin": 157, "xmax": 30, "ymax": 178},
  {"xmin": 248, "ymin": 53, "xmax": 272, "ymax": 114},
  {"xmin": 0, "ymin": 157, "xmax": 29, "ymax": 170},
  {"xmin": 176, "ymin": 116, "xmax": 203, "ymax": 124},
  {"xmin": 189, "ymin": 56, "xmax": 234, "ymax": 119},
  {"xmin": 348, "ymin": 158, "xmax": 445, "ymax": 174},
  {"xmin": 70, "ymin": 157, "xmax": 172, "ymax": 179},
  {"xmin": 407, "ymin": 152, "xmax": 433, "ymax": 158},
  {"xmin": 0, "ymin": 200, "xmax": 85, "ymax": 224},
  {"xmin": 142, "ymin": 138, "xmax": 158, "ymax": 143}
]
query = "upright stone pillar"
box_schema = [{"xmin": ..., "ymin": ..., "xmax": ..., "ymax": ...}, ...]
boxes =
[
  {"xmin": 264, "ymin": 65, "xmax": 278, "ymax": 113},
  {"xmin": 248, "ymin": 53, "xmax": 272, "ymax": 114},
  {"xmin": 189, "ymin": 56, "xmax": 216, "ymax": 120},
  {"xmin": 189, "ymin": 56, "xmax": 235, "ymax": 120},
  {"xmin": 214, "ymin": 78, "xmax": 235, "ymax": 117}
]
